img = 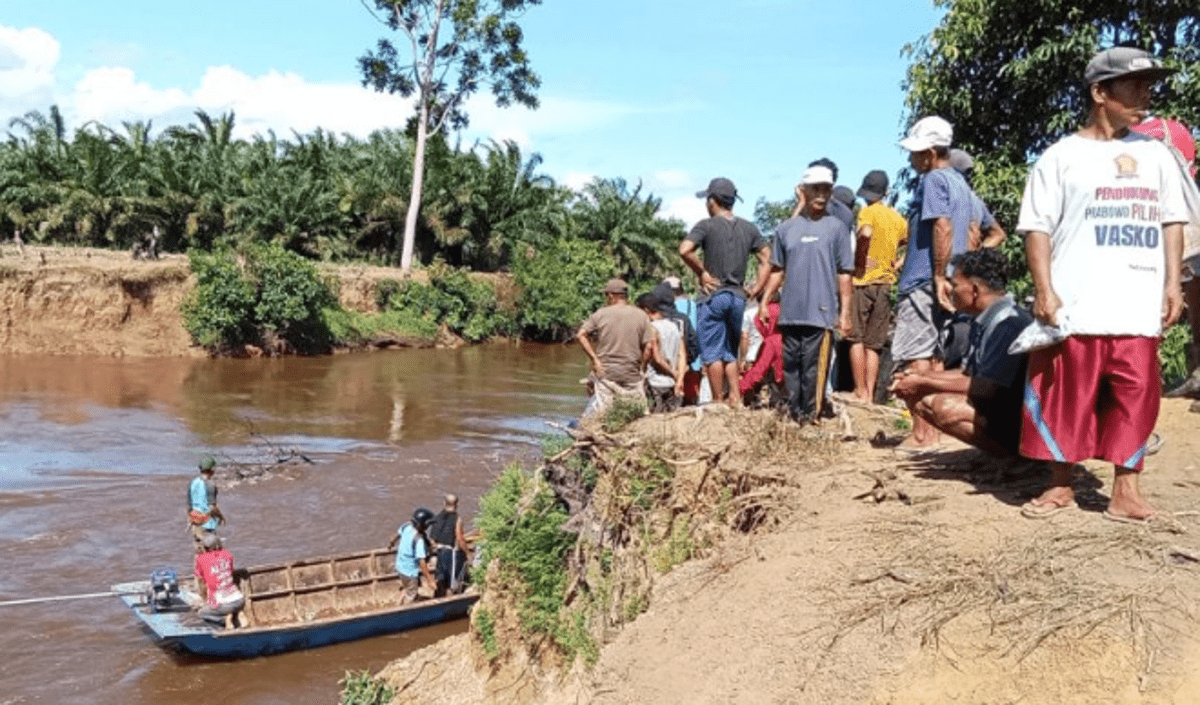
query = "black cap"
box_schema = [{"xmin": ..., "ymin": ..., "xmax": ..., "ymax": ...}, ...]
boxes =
[
  {"xmin": 832, "ymin": 185, "xmax": 856, "ymax": 210},
  {"xmin": 696, "ymin": 177, "xmax": 741, "ymax": 202},
  {"xmin": 1084, "ymin": 47, "xmax": 1176, "ymax": 85},
  {"xmin": 857, "ymin": 170, "xmax": 889, "ymax": 201}
]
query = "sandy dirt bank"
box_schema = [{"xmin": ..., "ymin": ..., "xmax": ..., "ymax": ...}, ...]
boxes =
[
  {"xmin": 375, "ymin": 398, "xmax": 1200, "ymax": 705},
  {"xmin": 0, "ymin": 245, "xmax": 434, "ymax": 357}
]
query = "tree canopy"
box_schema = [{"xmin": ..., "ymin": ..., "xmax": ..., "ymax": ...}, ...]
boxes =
[
  {"xmin": 904, "ymin": 0, "xmax": 1199, "ymax": 163},
  {"xmin": 902, "ymin": 0, "xmax": 1200, "ymax": 294},
  {"xmin": 358, "ymin": 0, "xmax": 543, "ymax": 272}
]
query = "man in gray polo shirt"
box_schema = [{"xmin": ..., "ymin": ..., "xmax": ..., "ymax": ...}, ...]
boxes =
[{"xmin": 760, "ymin": 165, "xmax": 853, "ymax": 422}]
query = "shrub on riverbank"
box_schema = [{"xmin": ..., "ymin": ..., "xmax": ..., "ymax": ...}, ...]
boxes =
[
  {"xmin": 379, "ymin": 262, "xmax": 517, "ymax": 342},
  {"xmin": 512, "ymin": 237, "xmax": 617, "ymax": 341},
  {"xmin": 466, "ymin": 410, "xmax": 824, "ymax": 673},
  {"xmin": 183, "ymin": 244, "xmax": 336, "ymax": 354}
]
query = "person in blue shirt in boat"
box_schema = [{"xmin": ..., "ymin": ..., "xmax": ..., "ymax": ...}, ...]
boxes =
[
  {"xmin": 187, "ymin": 457, "xmax": 226, "ymax": 553},
  {"xmin": 389, "ymin": 507, "xmax": 436, "ymax": 604}
]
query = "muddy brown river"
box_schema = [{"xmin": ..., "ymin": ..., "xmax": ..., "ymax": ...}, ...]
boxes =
[{"xmin": 0, "ymin": 344, "xmax": 587, "ymax": 704}]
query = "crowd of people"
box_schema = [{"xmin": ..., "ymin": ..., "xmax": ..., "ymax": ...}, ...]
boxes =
[
  {"xmin": 576, "ymin": 46, "xmax": 1200, "ymax": 524},
  {"xmin": 178, "ymin": 47, "xmax": 1199, "ymax": 628}
]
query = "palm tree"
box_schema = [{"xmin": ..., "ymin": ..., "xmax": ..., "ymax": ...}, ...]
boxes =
[{"xmin": 571, "ymin": 177, "xmax": 685, "ymax": 282}]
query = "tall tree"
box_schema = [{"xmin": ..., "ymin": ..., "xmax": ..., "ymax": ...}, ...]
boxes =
[{"xmin": 358, "ymin": 0, "xmax": 542, "ymax": 273}]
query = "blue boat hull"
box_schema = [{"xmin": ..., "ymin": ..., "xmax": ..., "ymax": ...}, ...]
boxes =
[
  {"xmin": 172, "ymin": 596, "xmax": 475, "ymax": 657},
  {"xmin": 114, "ymin": 579, "xmax": 477, "ymax": 658}
]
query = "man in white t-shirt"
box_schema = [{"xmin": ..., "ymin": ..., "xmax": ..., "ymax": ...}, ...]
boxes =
[{"xmin": 1017, "ymin": 47, "xmax": 1187, "ymax": 522}]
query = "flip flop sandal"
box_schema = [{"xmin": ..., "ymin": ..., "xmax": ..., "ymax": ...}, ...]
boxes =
[{"xmin": 1020, "ymin": 499, "xmax": 1078, "ymax": 519}]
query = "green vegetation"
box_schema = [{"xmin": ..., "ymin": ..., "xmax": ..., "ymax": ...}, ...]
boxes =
[
  {"xmin": 338, "ymin": 670, "xmax": 394, "ymax": 705},
  {"xmin": 1161, "ymin": 322, "xmax": 1193, "ymax": 389},
  {"xmin": 601, "ymin": 397, "xmax": 647, "ymax": 433},
  {"xmin": 381, "ymin": 262, "xmax": 516, "ymax": 342},
  {"xmin": 475, "ymin": 465, "xmax": 586, "ymax": 658},
  {"xmin": 182, "ymin": 244, "xmax": 335, "ymax": 353},
  {"xmin": 474, "ymin": 607, "xmax": 500, "ymax": 661},
  {"xmin": 0, "ymin": 108, "xmax": 701, "ymax": 346},
  {"xmin": 511, "ymin": 236, "xmax": 616, "ymax": 341}
]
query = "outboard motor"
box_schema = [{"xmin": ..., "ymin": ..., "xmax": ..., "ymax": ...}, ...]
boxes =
[{"xmin": 146, "ymin": 568, "xmax": 179, "ymax": 612}]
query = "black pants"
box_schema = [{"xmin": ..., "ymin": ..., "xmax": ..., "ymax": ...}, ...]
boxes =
[
  {"xmin": 781, "ymin": 325, "xmax": 833, "ymax": 421},
  {"xmin": 435, "ymin": 547, "xmax": 467, "ymax": 593}
]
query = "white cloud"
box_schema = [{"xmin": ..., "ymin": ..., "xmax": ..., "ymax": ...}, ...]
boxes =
[
  {"xmin": 68, "ymin": 64, "xmax": 416, "ymax": 139},
  {"xmin": 0, "ymin": 24, "xmax": 641, "ymax": 148},
  {"xmin": 660, "ymin": 194, "xmax": 705, "ymax": 225},
  {"xmin": 561, "ymin": 170, "xmax": 596, "ymax": 191},
  {"xmin": 648, "ymin": 169, "xmax": 694, "ymax": 191},
  {"xmin": 455, "ymin": 94, "xmax": 645, "ymax": 154},
  {"xmin": 0, "ymin": 25, "xmax": 58, "ymax": 111}
]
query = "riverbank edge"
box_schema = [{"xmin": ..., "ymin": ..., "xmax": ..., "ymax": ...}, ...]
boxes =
[
  {"xmin": 356, "ymin": 401, "xmax": 1200, "ymax": 705},
  {"xmin": 0, "ymin": 245, "xmax": 513, "ymax": 356}
]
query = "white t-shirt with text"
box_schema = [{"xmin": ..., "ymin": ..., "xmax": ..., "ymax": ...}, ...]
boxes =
[{"xmin": 1017, "ymin": 133, "xmax": 1187, "ymax": 337}]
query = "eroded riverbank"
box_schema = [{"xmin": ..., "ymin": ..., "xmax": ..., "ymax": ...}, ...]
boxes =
[{"xmin": 372, "ymin": 400, "xmax": 1200, "ymax": 705}]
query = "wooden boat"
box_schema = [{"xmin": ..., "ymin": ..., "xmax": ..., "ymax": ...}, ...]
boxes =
[{"xmin": 112, "ymin": 547, "xmax": 477, "ymax": 658}]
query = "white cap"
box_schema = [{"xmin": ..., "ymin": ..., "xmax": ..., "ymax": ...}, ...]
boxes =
[
  {"xmin": 801, "ymin": 165, "xmax": 835, "ymax": 185},
  {"xmin": 899, "ymin": 116, "xmax": 953, "ymax": 152}
]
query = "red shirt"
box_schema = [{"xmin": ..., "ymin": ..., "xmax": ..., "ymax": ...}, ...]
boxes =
[{"xmin": 194, "ymin": 549, "xmax": 243, "ymax": 608}]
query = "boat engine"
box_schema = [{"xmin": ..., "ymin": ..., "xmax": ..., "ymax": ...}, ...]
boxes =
[{"xmin": 146, "ymin": 568, "xmax": 179, "ymax": 612}]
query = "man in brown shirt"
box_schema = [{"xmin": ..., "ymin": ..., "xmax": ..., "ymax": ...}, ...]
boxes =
[{"xmin": 577, "ymin": 278, "xmax": 653, "ymax": 418}]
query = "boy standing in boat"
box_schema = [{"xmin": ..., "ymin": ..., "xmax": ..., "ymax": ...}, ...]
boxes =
[
  {"xmin": 187, "ymin": 457, "xmax": 226, "ymax": 553},
  {"xmin": 389, "ymin": 507, "xmax": 436, "ymax": 603}
]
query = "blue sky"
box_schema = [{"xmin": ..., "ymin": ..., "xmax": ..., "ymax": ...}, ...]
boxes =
[{"xmin": 0, "ymin": 0, "xmax": 944, "ymax": 225}]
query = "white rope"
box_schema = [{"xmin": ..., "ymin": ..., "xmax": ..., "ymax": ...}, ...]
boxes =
[{"xmin": 0, "ymin": 590, "xmax": 138, "ymax": 607}]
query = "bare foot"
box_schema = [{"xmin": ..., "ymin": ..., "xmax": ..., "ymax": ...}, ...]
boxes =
[
  {"xmin": 1030, "ymin": 461, "xmax": 1075, "ymax": 507},
  {"xmin": 896, "ymin": 435, "xmax": 941, "ymax": 451},
  {"xmin": 1107, "ymin": 466, "xmax": 1154, "ymax": 520}
]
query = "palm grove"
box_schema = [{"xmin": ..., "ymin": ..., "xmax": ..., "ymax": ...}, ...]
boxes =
[
  {"xmin": 1, "ymin": 1, "xmax": 1197, "ymax": 358},
  {"xmin": 0, "ymin": 103, "xmax": 688, "ymax": 349}
]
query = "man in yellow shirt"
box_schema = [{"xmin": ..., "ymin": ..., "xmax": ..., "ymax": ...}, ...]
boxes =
[{"xmin": 848, "ymin": 170, "xmax": 908, "ymax": 402}]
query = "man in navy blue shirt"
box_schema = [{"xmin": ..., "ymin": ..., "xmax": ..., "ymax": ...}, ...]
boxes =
[
  {"xmin": 760, "ymin": 165, "xmax": 853, "ymax": 422},
  {"xmin": 893, "ymin": 249, "xmax": 1032, "ymax": 457},
  {"xmin": 891, "ymin": 116, "xmax": 976, "ymax": 450}
]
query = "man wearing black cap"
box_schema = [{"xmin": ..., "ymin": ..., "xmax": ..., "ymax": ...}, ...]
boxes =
[
  {"xmin": 187, "ymin": 457, "xmax": 225, "ymax": 554},
  {"xmin": 576, "ymin": 278, "xmax": 653, "ymax": 418},
  {"xmin": 1017, "ymin": 47, "xmax": 1187, "ymax": 523},
  {"xmin": 680, "ymin": 177, "xmax": 770, "ymax": 407},
  {"xmin": 847, "ymin": 170, "xmax": 907, "ymax": 403}
]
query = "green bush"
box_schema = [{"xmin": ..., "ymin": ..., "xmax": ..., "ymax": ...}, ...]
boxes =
[
  {"xmin": 512, "ymin": 237, "xmax": 617, "ymax": 341},
  {"xmin": 474, "ymin": 607, "xmax": 500, "ymax": 661},
  {"xmin": 182, "ymin": 244, "xmax": 337, "ymax": 353},
  {"xmin": 181, "ymin": 249, "xmax": 257, "ymax": 349},
  {"xmin": 1161, "ymin": 322, "xmax": 1193, "ymax": 388},
  {"xmin": 602, "ymin": 397, "xmax": 646, "ymax": 433},
  {"xmin": 384, "ymin": 262, "xmax": 515, "ymax": 342},
  {"xmin": 248, "ymin": 243, "xmax": 337, "ymax": 349},
  {"xmin": 476, "ymin": 465, "xmax": 584, "ymax": 655},
  {"xmin": 338, "ymin": 670, "xmax": 393, "ymax": 705}
]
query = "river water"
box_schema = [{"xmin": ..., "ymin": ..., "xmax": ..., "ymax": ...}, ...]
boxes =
[{"xmin": 0, "ymin": 344, "xmax": 587, "ymax": 704}]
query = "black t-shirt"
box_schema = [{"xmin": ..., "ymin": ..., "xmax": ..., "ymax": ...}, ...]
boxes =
[
  {"xmin": 685, "ymin": 216, "xmax": 768, "ymax": 300},
  {"xmin": 429, "ymin": 510, "xmax": 458, "ymax": 546}
]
